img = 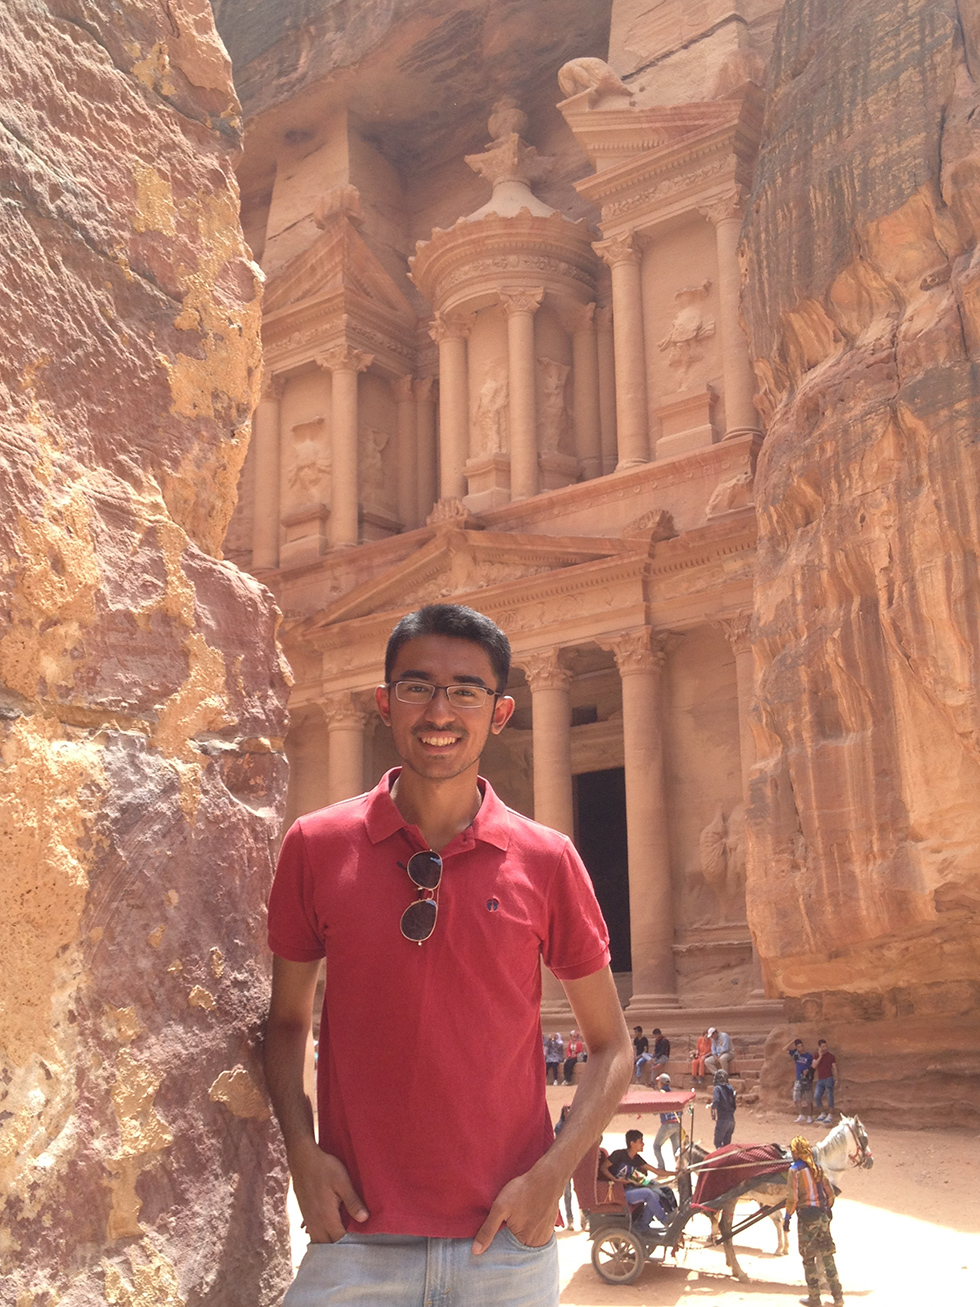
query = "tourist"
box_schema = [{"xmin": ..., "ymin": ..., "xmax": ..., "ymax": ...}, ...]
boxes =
[
  {"xmin": 264, "ymin": 603, "xmax": 632, "ymax": 1306},
  {"xmin": 553, "ymin": 1105, "xmax": 576, "ymax": 1230},
  {"xmin": 652, "ymin": 1073, "xmax": 681, "ymax": 1169},
  {"xmin": 544, "ymin": 1032, "xmax": 564, "ymax": 1086},
  {"xmin": 710, "ymin": 1069, "xmax": 737, "ymax": 1148},
  {"xmin": 783, "ymin": 1135, "xmax": 844, "ymax": 1307},
  {"xmin": 606, "ymin": 1130, "xmax": 673, "ymax": 1232},
  {"xmin": 788, "ymin": 1038, "xmax": 815, "ymax": 1123},
  {"xmin": 651, "ymin": 1028, "xmax": 670, "ymax": 1076},
  {"xmin": 690, "ymin": 1028, "xmax": 712, "ymax": 1085},
  {"xmin": 704, "ymin": 1026, "xmax": 733, "ymax": 1076},
  {"xmin": 813, "ymin": 1039, "xmax": 837, "ymax": 1123},
  {"xmin": 563, "ymin": 1029, "xmax": 585, "ymax": 1086},
  {"xmin": 633, "ymin": 1025, "xmax": 652, "ymax": 1081}
]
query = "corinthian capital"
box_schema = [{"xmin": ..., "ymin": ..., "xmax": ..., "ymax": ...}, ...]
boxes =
[
  {"xmin": 717, "ymin": 613, "xmax": 752, "ymax": 653},
  {"xmin": 521, "ymin": 648, "xmax": 573, "ymax": 693},
  {"xmin": 316, "ymin": 347, "xmax": 374, "ymax": 374},
  {"xmin": 428, "ymin": 311, "xmax": 476, "ymax": 345},
  {"xmin": 699, "ymin": 189, "xmax": 747, "ymax": 226},
  {"xmin": 259, "ymin": 371, "xmax": 285, "ymax": 402},
  {"xmin": 322, "ymin": 692, "xmax": 369, "ymax": 730},
  {"xmin": 604, "ymin": 628, "xmax": 667, "ymax": 675},
  {"xmin": 558, "ymin": 300, "xmax": 596, "ymax": 335},
  {"xmin": 593, "ymin": 232, "xmax": 639, "ymax": 269},
  {"xmin": 499, "ymin": 287, "xmax": 544, "ymax": 318}
]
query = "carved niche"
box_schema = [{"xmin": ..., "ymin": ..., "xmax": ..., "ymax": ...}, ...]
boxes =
[{"xmin": 285, "ymin": 418, "xmax": 330, "ymax": 510}]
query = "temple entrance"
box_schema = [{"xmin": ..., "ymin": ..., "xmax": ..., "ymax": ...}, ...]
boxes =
[{"xmin": 574, "ymin": 767, "xmax": 631, "ymax": 974}]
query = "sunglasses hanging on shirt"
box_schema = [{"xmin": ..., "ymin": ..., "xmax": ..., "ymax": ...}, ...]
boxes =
[{"xmin": 399, "ymin": 849, "xmax": 443, "ymax": 944}]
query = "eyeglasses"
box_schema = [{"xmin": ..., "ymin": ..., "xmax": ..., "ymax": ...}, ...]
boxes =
[
  {"xmin": 389, "ymin": 680, "xmax": 499, "ymax": 709},
  {"xmin": 399, "ymin": 849, "xmax": 443, "ymax": 944}
]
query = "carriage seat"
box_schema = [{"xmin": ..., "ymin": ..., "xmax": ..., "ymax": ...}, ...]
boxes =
[{"xmin": 571, "ymin": 1146, "xmax": 644, "ymax": 1229}]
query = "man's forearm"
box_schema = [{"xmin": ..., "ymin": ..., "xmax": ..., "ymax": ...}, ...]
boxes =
[
  {"xmin": 264, "ymin": 1018, "xmax": 317, "ymax": 1152},
  {"xmin": 533, "ymin": 1038, "xmax": 632, "ymax": 1190}
]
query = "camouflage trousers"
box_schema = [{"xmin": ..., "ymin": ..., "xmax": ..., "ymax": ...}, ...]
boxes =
[{"xmin": 797, "ymin": 1209, "xmax": 842, "ymax": 1302}]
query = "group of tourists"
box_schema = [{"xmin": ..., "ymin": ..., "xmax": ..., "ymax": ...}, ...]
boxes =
[
  {"xmin": 543, "ymin": 1030, "xmax": 586, "ymax": 1085},
  {"xmin": 789, "ymin": 1037, "xmax": 838, "ymax": 1124}
]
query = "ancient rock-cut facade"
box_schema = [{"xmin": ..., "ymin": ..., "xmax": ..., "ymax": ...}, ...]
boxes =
[
  {"xmin": 1, "ymin": 1, "xmax": 291, "ymax": 1301},
  {"xmin": 219, "ymin": 0, "xmax": 785, "ymax": 1044},
  {"xmin": 216, "ymin": 0, "xmax": 980, "ymax": 1122}
]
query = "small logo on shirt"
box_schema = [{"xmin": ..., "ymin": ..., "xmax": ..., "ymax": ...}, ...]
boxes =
[{"xmin": 486, "ymin": 897, "xmax": 499, "ymax": 912}]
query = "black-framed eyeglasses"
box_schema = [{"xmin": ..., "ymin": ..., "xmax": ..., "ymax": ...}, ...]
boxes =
[
  {"xmin": 389, "ymin": 679, "xmax": 499, "ymax": 709},
  {"xmin": 399, "ymin": 849, "xmax": 443, "ymax": 944}
]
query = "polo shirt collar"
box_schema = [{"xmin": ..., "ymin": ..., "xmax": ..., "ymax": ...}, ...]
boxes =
[{"xmin": 364, "ymin": 768, "xmax": 511, "ymax": 852}]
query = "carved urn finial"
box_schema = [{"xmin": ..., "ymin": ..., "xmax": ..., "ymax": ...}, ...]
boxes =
[{"xmin": 463, "ymin": 97, "xmax": 555, "ymax": 220}]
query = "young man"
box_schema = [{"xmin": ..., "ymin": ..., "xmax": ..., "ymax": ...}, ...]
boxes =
[
  {"xmin": 788, "ymin": 1039, "xmax": 815, "ymax": 1123},
  {"xmin": 632, "ymin": 1026, "xmax": 651, "ymax": 1081},
  {"xmin": 652, "ymin": 1073, "xmax": 681, "ymax": 1169},
  {"xmin": 264, "ymin": 604, "xmax": 633, "ymax": 1306},
  {"xmin": 813, "ymin": 1039, "xmax": 837, "ymax": 1123},
  {"xmin": 710, "ymin": 1069, "xmax": 737, "ymax": 1148},
  {"xmin": 605, "ymin": 1130, "xmax": 673, "ymax": 1232}
]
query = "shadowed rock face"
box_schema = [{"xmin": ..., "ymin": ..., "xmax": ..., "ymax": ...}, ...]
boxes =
[
  {"xmin": 742, "ymin": 0, "xmax": 980, "ymax": 1122},
  {"xmin": 213, "ymin": 0, "xmax": 612, "ymax": 173},
  {"xmin": 0, "ymin": 0, "xmax": 292, "ymax": 1300}
]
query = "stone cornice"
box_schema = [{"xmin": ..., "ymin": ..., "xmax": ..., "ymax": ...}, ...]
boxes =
[{"xmin": 479, "ymin": 432, "xmax": 762, "ymax": 532}]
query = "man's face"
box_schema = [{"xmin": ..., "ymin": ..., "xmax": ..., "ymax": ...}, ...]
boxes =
[{"xmin": 376, "ymin": 634, "xmax": 514, "ymax": 783}]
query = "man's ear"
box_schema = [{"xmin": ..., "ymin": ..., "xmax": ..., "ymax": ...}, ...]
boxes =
[
  {"xmin": 376, "ymin": 683, "xmax": 391, "ymax": 725},
  {"xmin": 490, "ymin": 694, "xmax": 515, "ymax": 734}
]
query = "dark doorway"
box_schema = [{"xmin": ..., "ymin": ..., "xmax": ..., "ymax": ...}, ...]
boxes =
[{"xmin": 574, "ymin": 767, "xmax": 630, "ymax": 973}]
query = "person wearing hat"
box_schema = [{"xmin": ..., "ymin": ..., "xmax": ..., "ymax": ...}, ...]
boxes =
[
  {"xmin": 783, "ymin": 1135, "xmax": 844, "ymax": 1306},
  {"xmin": 652, "ymin": 1073, "xmax": 681, "ymax": 1169},
  {"xmin": 710, "ymin": 1069, "xmax": 737, "ymax": 1148},
  {"xmin": 704, "ymin": 1026, "xmax": 733, "ymax": 1077}
]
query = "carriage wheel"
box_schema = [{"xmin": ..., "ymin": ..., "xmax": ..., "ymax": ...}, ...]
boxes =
[{"xmin": 591, "ymin": 1229, "xmax": 646, "ymax": 1284}]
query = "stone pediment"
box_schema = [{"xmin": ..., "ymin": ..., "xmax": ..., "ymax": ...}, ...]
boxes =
[
  {"xmin": 558, "ymin": 97, "xmax": 746, "ymax": 170},
  {"xmin": 263, "ymin": 216, "xmax": 415, "ymax": 321},
  {"xmin": 305, "ymin": 529, "xmax": 624, "ymax": 628}
]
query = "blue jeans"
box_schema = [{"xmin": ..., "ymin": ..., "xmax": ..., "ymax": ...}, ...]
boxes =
[
  {"xmin": 283, "ymin": 1229, "xmax": 559, "ymax": 1307},
  {"xmin": 653, "ymin": 1121, "xmax": 681, "ymax": 1169},
  {"xmin": 624, "ymin": 1186, "xmax": 669, "ymax": 1230},
  {"xmin": 814, "ymin": 1077, "xmax": 835, "ymax": 1111}
]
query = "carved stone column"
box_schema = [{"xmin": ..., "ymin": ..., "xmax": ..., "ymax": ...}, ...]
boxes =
[
  {"xmin": 566, "ymin": 301, "xmax": 602, "ymax": 480},
  {"xmin": 429, "ymin": 312, "xmax": 474, "ymax": 502},
  {"xmin": 318, "ymin": 347, "xmax": 374, "ymax": 548},
  {"xmin": 501, "ymin": 288, "xmax": 544, "ymax": 501},
  {"xmin": 719, "ymin": 613, "xmax": 755, "ymax": 802},
  {"xmin": 702, "ymin": 195, "xmax": 762, "ymax": 440},
  {"xmin": 595, "ymin": 305, "xmax": 618, "ymax": 476},
  {"xmin": 607, "ymin": 629, "xmax": 677, "ymax": 1008},
  {"xmin": 522, "ymin": 648, "xmax": 574, "ymax": 1017},
  {"xmin": 393, "ymin": 375, "xmax": 418, "ymax": 531},
  {"xmin": 522, "ymin": 649, "xmax": 575, "ymax": 838},
  {"xmin": 251, "ymin": 373, "xmax": 283, "ymax": 571},
  {"xmin": 595, "ymin": 234, "xmax": 648, "ymax": 469},
  {"xmin": 323, "ymin": 692, "xmax": 368, "ymax": 805},
  {"xmin": 284, "ymin": 706, "xmax": 331, "ymax": 826},
  {"xmin": 415, "ymin": 377, "xmax": 437, "ymax": 524}
]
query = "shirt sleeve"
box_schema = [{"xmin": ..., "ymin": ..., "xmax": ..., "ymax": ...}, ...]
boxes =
[
  {"xmin": 267, "ymin": 818, "xmax": 326, "ymax": 962},
  {"xmin": 542, "ymin": 839, "xmax": 611, "ymax": 981}
]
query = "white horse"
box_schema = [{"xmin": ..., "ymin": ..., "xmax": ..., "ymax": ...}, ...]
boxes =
[{"xmin": 685, "ymin": 1116, "xmax": 873, "ymax": 1281}]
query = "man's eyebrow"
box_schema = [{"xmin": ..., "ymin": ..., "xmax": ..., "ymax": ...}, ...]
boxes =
[{"xmin": 394, "ymin": 670, "xmax": 490, "ymax": 687}]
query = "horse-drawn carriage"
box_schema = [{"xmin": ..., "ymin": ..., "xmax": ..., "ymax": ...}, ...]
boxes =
[{"xmin": 571, "ymin": 1089, "xmax": 873, "ymax": 1286}]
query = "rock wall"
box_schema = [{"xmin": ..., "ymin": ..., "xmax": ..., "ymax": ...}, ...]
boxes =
[
  {"xmin": 0, "ymin": 1, "xmax": 292, "ymax": 1301},
  {"xmin": 742, "ymin": 0, "xmax": 980, "ymax": 1123}
]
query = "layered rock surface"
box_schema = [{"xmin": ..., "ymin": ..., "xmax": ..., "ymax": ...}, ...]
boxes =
[
  {"xmin": 741, "ymin": 0, "xmax": 980, "ymax": 1123},
  {"xmin": 0, "ymin": 1, "xmax": 292, "ymax": 1300}
]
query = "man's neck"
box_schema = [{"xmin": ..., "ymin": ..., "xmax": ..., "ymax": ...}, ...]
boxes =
[{"xmin": 390, "ymin": 764, "xmax": 483, "ymax": 852}]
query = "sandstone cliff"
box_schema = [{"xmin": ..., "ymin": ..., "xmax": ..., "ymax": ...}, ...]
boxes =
[
  {"xmin": 0, "ymin": 1, "xmax": 292, "ymax": 1300},
  {"xmin": 742, "ymin": 0, "xmax": 980, "ymax": 1123}
]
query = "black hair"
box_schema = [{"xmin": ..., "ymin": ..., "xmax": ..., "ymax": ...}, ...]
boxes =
[
  {"xmin": 652, "ymin": 1028, "xmax": 661, "ymax": 1035},
  {"xmin": 625, "ymin": 1129, "xmax": 643, "ymax": 1146},
  {"xmin": 384, "ymin": 604, "xmax": 511, "ymax": 691},
  {"xmin": 633, "ymin": 1025, "xmax": 643, "ymax": 1033}
]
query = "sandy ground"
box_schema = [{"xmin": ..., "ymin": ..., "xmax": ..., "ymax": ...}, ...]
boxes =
[{"xmin": 287, "ymin": 1089, "xmax": 980, "ymax": 1305}]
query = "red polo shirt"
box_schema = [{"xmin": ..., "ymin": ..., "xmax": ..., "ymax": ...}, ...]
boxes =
[{"xmin": 268, "ymin": 769, "xmax": 611, "ymax": 1237}]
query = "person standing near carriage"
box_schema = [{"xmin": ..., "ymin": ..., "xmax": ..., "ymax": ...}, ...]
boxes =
[
  {"xmin": 783, "ymin": 1136, "xmax": 844, "ymax": 1307},
  {"xmin": 710, "ymin": 1069, "xmax": 737, "ymax": 1148},
  {"xmin": 789, "ymin": 1038, "xmax": 815, "ymax": 1123},
  {"xmin": 813, "ymin": 1039, "xmax": 837, "ymax": 1123}
]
